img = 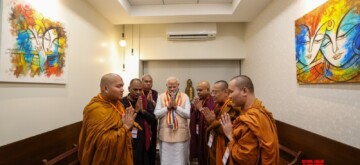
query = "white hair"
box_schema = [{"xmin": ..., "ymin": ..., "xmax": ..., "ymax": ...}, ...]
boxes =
[
  {"xmin": 141, "ymin": 74, "xmax": 152, "ymax": 80},
  {"xmin": 166, "ymin": 76, "xmax": 179, "ymax": 85}
]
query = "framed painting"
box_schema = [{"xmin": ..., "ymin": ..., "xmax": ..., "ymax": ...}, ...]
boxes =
[
  {"xmin": 295, "ymin": 0, "xmax": 360, "ymax": 84},
  {"xmin": 0, "ymin": 0, "xmax": 68, "ymax": 84}
]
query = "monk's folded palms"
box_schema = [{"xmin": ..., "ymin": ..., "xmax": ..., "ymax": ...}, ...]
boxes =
[{"xmin": 220, "ymin": 113, "xmax": 233, "ymax": 141}]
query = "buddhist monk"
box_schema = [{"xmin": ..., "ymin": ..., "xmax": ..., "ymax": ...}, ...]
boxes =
[
  {"xmin": 121, "ymin": 78, "xmax": 157, "ymax": 165},
  {"xmin": 190, "ymin": 80, "xmax": 216, "ymax": 165},
  {"xmin": 78, "ymin": 73, "xmax": 136, "ymax": 165},
  {"xmin": 202, "ymin": 80, "xmax": 240, "ymax": 165},
  {"xmin": 220, "ymin": 75, "xmax": 279, "ymax": 165},
  {"xmin": 141, "ymin": 74, "xmax": 159, "ymax": 165},
  {"xmin": 154, "ymin": 76, "xmax": 191, "ymax": 165}
]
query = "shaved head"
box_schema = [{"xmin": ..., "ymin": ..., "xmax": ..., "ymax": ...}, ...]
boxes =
[
  {"xmin": 99, "ymin": 73, "xmax": 124, "ymax": 104},
  {"xmin": 196, "ymin": 80, "xmax": 211, "ymax": 99},
  {"xmin": 230, "ymin": 75, "xmax": 254, "ymax": 93},
  {"xmin": 100, "ymin": 73, "xmax": 119, "ymax": 89},
  {"xmin": 214, "ymin": 80, "xmax": 228, "ymax": 91},
  {"xmin": 197, "ymin": 80, "xmax": 210, "ymax": 91},
  {"xmin": 212, "ymin": 80, "xmax": 229, "ymax": 103}
]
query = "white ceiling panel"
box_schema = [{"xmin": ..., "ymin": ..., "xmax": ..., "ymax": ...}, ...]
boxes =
[
  {"xmin": 199, "ymin": 0, "xmax": 232, "ymax": 4},
  {"xmin": 128, "ymin": 0, "xmax": 163, "ymax": 6},
  {"xmin": 86, "ymin": 0, "xmax": 273, "ymax": 24},
  {"xmin": 164, "ymin": 0, "xmax": 198, "ymax": 5}
]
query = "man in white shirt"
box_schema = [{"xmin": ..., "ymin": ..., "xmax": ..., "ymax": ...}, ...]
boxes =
[{"xmin": 154, "ymin": 76, "xmax": 191, "ymax": 165}]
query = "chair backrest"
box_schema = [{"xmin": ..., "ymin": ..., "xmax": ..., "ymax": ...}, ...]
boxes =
[
  {"xmin": 42, "ymin": 144, "xmax": 79, "ymax": 165},
  {"xmin": 279, "ymin": 144, "xmax": 304, "ymax": 165}
]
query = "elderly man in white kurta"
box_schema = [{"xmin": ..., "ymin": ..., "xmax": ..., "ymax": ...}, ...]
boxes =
[{"xmin": 154, "ymin": 77, "xmax": 191, "ymax": 165}]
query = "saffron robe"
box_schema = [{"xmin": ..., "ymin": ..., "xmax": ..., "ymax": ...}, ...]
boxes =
[
  {"xmin": 190, "ymin": 96, "xmax": 216, "ymax": 165},
  {"xmin": 121, "ymin": 95, "xmax": 157, "ymax": 165},
  {"xmin": 78, "ymin": 94, "xmax": 133, "ymax": 165},
  {"xmin": 206, "ymin": 99, "xmax": 240, "ymax": 165},
  {"xmin": 228, "ymin": 99, "xmax": 279, "ymax": 165}
]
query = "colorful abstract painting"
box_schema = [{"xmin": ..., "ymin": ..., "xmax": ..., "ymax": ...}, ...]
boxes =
[
  {"xmin": 0, "ymin": 0, "xmax": 67, "ymax": 83},
  {"xmin": 295, "ymin": 0, "xmax": 360, "ymax": 84}
]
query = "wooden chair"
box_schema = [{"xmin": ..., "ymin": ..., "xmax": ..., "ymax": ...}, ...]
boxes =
[
  {"xmin": 279, "ymin": 144, "xmax": 303, "ymax": 165},
  {"xmin": 42, "ymin": 144, "xmax": 79, "ymax": 165}
]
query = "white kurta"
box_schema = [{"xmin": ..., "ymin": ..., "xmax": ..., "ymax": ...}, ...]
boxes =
[{"xmin": 155, "ymin": 93, "xmax": 191, "ymax": 165}]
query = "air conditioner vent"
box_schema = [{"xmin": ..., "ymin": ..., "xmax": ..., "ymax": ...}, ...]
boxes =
[{"xmin": 166, "ymin": 23, "xmax": 217, "ymax": 41}]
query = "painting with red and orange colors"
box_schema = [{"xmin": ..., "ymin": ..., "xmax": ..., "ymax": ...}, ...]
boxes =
[
  {"xmin": 295, "ymin": 0, "xmax": 360, "ymax": 84},
  {"xmin": 0, "ymin": 0, "xmax": 68, "ymax": 83}
]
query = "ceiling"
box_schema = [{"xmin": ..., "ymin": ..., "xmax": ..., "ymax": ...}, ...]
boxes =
[
  {"xmin": 127, "ymin": 0, "xmax": 233, "ymax": 6},
  {"xmin": 85, "ymin": 0, "xmax": 272, "ymax": 24}
]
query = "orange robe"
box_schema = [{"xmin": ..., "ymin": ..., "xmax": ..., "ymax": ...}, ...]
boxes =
[
  {"xmin": 78, "ymin": 94, "xmax": 133, "ymax": 165},
  {"xmin": 206, "ymin": 99, "xmax": 240, "ymax": 165},
  {"xmin": 228, "ymin": 99, "xmax": 279, "ymax": 165}
]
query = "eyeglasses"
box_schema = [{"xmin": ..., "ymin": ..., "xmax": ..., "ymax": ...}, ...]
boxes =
[{"xmin": 211, "ymin": 90, "xmax": 224, "ymax": 95}]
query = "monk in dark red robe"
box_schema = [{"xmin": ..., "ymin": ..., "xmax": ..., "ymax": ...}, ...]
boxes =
[{"xmin": 190, "ymin": 80, "xmax": 216, "ymax": 165}]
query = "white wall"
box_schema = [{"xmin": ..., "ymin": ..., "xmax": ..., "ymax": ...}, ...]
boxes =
[
  {"xmin": 0, "ymin": 0, "xmax": 133, "ymax": 146},
  {"xmin": 243, "ymin": 0, "xmax": 360, "ymax": 148},
  {"xmin": 0, "ymin": 6, "xmax": 246, "ymax": 146},
  {"xmin": 143, "ymin": 60, "xmax": 241, "ymax": 94},
  {"xmin": 120, "ymin": 22, "xmax": 245, "ymax": 90},
  {"xmin": 139, "ymin": 23, "xmax": 246, "ymax": 60},
  {"xmin": 4, "ymin": 0, "xmax": 358, "ymax": 150},
  {"xmin": 121, "ymin": 24, "xmax": 142, "ymax": 85}
]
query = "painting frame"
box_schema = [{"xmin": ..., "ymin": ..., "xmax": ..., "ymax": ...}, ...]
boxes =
[
  {"xmin": 295, "ymin": 0, "xmax": 360, "ymax": 84},
  {"xmin": 0, "ymin": 0, "xmax": 68, "ymax": 84}
]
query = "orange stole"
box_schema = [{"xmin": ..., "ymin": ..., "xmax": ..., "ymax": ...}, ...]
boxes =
[{"xmin": 163, "ymin": 91, "xmax": 182, "ymax": 130}]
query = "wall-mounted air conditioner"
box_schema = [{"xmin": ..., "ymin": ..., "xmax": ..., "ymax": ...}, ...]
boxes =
[{"xmin": 166, "ymin": 23, "xmax": 217, "ymax": 41}]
